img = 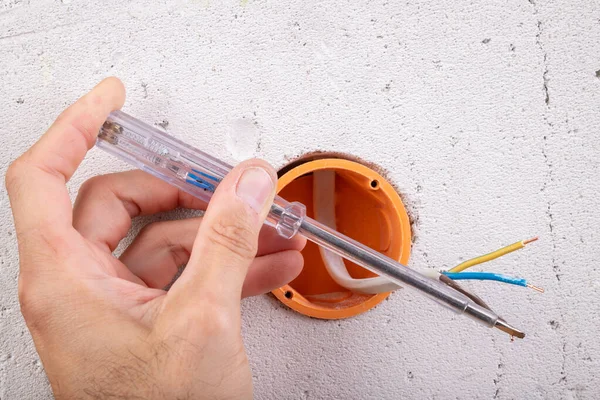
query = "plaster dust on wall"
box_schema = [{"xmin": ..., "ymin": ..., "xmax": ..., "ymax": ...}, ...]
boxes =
[
  {"xmin": 1, "ymin": 0, "xmax": 600, "ymax": 399},
  {"xmin": 227, "ymin": 117, "xmax": 261, "ymax": 161}
]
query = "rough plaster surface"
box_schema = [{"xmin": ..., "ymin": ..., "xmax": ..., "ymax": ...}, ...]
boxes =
[{"xmin": 1, "ymin": 0, "xmax": 599, "ymax": 398}]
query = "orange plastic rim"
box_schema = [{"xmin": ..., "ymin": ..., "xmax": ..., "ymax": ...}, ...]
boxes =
[{"xmin": 271, "ymin": 158, "xmax": 411, "ymax": 319}]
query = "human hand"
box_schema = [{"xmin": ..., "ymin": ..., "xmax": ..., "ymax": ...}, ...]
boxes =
[{"xmin": 5, "ymin": 77, "xmax": 305, "ymax": 399}]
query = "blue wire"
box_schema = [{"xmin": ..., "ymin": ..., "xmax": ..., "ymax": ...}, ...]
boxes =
[
  {"xmin": 191, "ymin": 169, "xmax": 220, "ymax": 182},
  {"xmin": 186, "ymin": 177, "xmax": 214, "ymax": 191},
  {"xmin": 441, "ymin": 272, "xmax": 528, "ymax": 288},
  {"xmin": 187, "ymin": 169, "xmax": 221, "ymax": 192},
  {"xmin": 187, "ymin": 172, "xmax": 216, "ymax": 191}
]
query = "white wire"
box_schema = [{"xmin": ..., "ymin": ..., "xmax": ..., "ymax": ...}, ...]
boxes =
[{"xmin": 312, "ymin": 170, "xmax": 407, "ymax": 294}]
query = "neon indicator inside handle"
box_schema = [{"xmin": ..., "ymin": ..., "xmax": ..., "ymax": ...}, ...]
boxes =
[{"xmin": 97, "ymin": 110, "xmax": 306, "ymax": 239}]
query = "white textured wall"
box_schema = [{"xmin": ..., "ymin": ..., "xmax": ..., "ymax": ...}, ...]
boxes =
[{"xmin": 1, "ymin": 0, "xmax": 599, "ymax": 398}]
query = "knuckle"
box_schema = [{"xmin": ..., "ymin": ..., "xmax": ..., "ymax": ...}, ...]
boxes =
[
  {"xmin": 18, "ymin": 276, "xmax": 44, "ymax": 320},
  {"xmin": 176, "ymin": 301, "xmax": 237, "ymax": 337},
  {"xmin": 206, "ymin": 217, "xmax": 258, "ymax": 261},
  {"xmin": 203, "ymin": 308, "xmax": 237, "ymax": 336},
  {"xmin": 5, "ymin": 158, "xmax": 28, "ymax": 194},
  {"xmin": 66, "ymin": 109, "xmax": 97, "ymax": 146}
]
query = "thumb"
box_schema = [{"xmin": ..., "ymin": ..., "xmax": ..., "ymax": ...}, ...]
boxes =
[{"xmin": 171, "ymin": 159, "xmax": 277, "ymax": 308}]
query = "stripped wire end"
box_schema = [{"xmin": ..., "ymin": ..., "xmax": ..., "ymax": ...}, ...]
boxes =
[
  {"xmin": 522, "ymin": 236, "xmax": 539, "ymax": 245},
  {"xmin": 527, "ymin": 283, "xmax": 545, "ymax": 293}
]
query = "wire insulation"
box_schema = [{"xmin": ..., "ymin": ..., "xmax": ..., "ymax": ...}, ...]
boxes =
[
  {"xmin": 438, "ymin": 274, "xmax": 494, "ymax": 311},
  {"xmin": 442, "ymin": 271, "xmax": 539, "ymax": 290},
  {"xmin": 448, "ymin": 237, "xmax": 538, "ymax": 273}
]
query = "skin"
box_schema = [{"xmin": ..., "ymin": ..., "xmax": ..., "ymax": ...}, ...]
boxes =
[{"xmin": 5, "ymin": 77, "xmax": 306, "ymax": 399}]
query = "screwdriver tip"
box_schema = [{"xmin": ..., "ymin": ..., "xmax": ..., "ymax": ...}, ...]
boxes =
[{"xmin": 495, "ymin": 319, "xmax": 525, "ymax": 339}]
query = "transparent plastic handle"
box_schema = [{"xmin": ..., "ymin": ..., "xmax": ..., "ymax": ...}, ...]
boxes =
[{"xmin": 97, "ymin": 110, "xmax": 306, "ymax": 239}]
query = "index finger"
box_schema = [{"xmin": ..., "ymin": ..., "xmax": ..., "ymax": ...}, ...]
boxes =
[
  {"xmin": 5, "ymin": 77, "xmax": 125, "ymax": 236},
  {"xmin": 73, "ymin": 170, "xmax": 208, "ymax": 252}
]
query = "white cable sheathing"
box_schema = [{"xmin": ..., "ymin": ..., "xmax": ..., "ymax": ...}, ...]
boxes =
[
  {"xmin": 313, "ymin": 169, "xmax": 401, "ymax": 294},
  {"xmin": 419, "ymin": 268, "xmax": 442, "ymax": 280},
  {"xmin": 313, "ymin": 170, "xmax": 441, "ymax": 294}
]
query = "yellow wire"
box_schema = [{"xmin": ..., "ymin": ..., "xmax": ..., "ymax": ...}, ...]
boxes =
[{"xmin": 448, "ymin": 238, "xmax": 536, "ymax": 273}]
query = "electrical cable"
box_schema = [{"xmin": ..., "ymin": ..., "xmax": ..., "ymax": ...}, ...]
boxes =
[
  {"xmin": 438, "ymin": 274, "xmax": 494, "ymax": 311},
  {"xmin": 448, "ymin": 237, "xmax": 538, "ymax": 273},
  {"xmin": 441, "ymin": 271, "xmax": 544, "ymax": 292},
  {"xmin": 313, "ymin": 169, "xmax": 401, "ymax": 294}
]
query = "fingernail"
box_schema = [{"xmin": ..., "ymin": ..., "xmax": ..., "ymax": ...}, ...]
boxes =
[{"xmin": 236, "ymin": 167, "xmax": 274, "ymax": 213}]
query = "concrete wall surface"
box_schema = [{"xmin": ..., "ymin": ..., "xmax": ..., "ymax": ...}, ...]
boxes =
[{"xmin": 1, "ymin": 0, "xmax": 599, "ymax": 398}]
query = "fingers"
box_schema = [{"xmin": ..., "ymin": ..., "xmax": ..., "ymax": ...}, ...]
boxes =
[
  {"xmin": 73, "ymin": 168, "xmax": 304, "ymax": 254},
  {"xmin": 119, "ymin": 217, "xmax": 201, "ymax": 288},
  {"xmin": 119, "ymin": 217, "xmax": 306, "ymax": 289},
  {"xmin": 73, "ymin": 170, "xmax": 206, "ymax": 252},
  {"xmin": 241, "ymin": 250, "xmax": 304, "ymax": 298},
  {"xmin": 256, "ymin": 224, "xmax": 307, "ymax": 256},
  {"xmin": 6, "ymin": 77, "xmax": 125, "ymax": 237},
  {"xmin": 169, "ymin": 159, "xmax": 277, "ymax": 309}
]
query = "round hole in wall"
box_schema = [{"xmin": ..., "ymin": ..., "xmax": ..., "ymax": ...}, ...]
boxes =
[{"xmin": 271, "ymin": 156, "xmax": 412, "ymax": 319}]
